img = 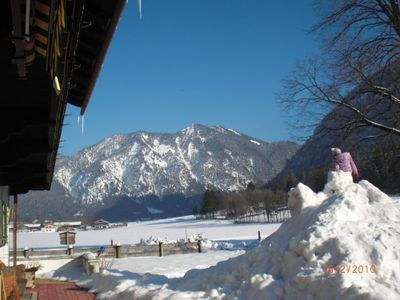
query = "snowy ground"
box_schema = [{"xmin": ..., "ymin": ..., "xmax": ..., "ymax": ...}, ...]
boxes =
[
  {"xmin": 20, "ymin": 174, "xmax": 400, "ymax": 299},
  {"xmin": 14, "ymin": 217, "xmax": 281, "ymax": 249},
  {"xmin": 37, "ymin": 251, "xmax": 245, "ymax": 283},
  {"xmin": 30, "ymin": 219, "xmax": 281, "ymax": 299}
]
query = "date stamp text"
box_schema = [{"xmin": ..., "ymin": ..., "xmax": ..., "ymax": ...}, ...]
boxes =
[{"xmin": 321, "ymin": 264, "xmax": 376, "ymax": 275}]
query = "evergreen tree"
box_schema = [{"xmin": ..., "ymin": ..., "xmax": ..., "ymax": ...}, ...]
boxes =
[
  {"xmin": 246, "ymin": 182, "xmax": 256, "ymax": 192},
  {"xmin": 284, "ymin": 172, "xmax": 298, "ymax": 191},
  {"xmin": 201, "ymin": 189, "xmax": 211, "ymax": 215},
  {"xmin": 192, "ymin": 206, "xmax": 198, "ymax": 216},
  {"xmin": 208, "ymin": 190, "xmax": 218, "ymax": 217}
]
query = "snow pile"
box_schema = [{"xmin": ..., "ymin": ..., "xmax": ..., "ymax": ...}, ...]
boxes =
[
  {"xmin": 138, "ymin": 236, "xmax": 174, "ymax": 245},
  {"xmin": 42, "ymin": 172, "xmax": 400, "ymax": 299},
  {"xmin": 175, "ymin": 171, "xmax": 400, "ymax": 299},
  {"xmin": 107, "ymin": 172, "xmax": 399, "ymax": 299},
  {"xmin": 210, "ymin": 240, "xmax": 259, "ymax": 251},
  {"xmin": 138, "ymin": 233, "xmax": 212, "ymax": 246},
  {"xmin": 82, "ymin": 252, "xmax": 97, "ymax": 260},
  {"xmin": 186, "ymin": 233, "xmax": 206, "ymax": 243}
]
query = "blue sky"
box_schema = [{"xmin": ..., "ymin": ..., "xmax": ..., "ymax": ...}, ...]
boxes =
[{"xmin": 61, "ymin": 0, "xmax": 319, "ymax": 155}]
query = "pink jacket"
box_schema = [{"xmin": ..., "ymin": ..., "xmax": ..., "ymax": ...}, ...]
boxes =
[{"xmin": 332, "ymin": 152, "xmax": 359, "ymax": 178}]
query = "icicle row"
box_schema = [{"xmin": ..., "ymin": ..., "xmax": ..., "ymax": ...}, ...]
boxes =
[
  {"xmin": 81, "ymin": 114, "xmax": 85, "ymax": 135},
  {"xmin": 77, "ymin": 114, "xmax": 85, "ymax": 135}
]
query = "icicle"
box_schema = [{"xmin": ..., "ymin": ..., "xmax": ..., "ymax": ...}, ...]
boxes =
[
  {"xmin": 138, "ymin": 0, "xmax": 142, "ymax": 20},
  {"xmin": 77, "ymin": 114, "xmax": 81, "ymax": 124},
  {"xmin": 81, "ymin": 114, "xmax": 85, "ymax": 135}
]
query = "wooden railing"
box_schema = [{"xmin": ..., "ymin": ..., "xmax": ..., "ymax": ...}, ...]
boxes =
[
  {"xmin": 12, "ymin": 241, "xmax": 203, "ymax": 260},
  {"xmin": 234, "ymin": 209, "xmax": 291, "ymax": 223}
]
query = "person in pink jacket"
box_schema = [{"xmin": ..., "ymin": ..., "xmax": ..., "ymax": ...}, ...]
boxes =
[{"xmin": 331, "ymin": 148, "xmax": 359, "ymax": 180}]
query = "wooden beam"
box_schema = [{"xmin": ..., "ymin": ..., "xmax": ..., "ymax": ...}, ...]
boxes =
[
  {"xmin": 80, "ymin": 0, "xmax": 127, "ymax": 115},
  {"xmin": 84, "ymin": 10, "xmax": 110, "ymax": 31},
  {"xmin": 0, "ymin": 153, "xmax": 48, "ymax": 166},
  {"xmin": 10, "ymin": 0, "xmax": 27, "ymax": 79},
  {"xmin": 13, "ymin": 194, "xmax": 17, "ymax": 267},
  {"xmin": 0, "ymin": 136, "xmax": 50, "ymax": 149},
  {"xmin": 0, "ymin": 160, "xmax": 51, "ymax": 171},
  {"xmin": 9, "ymin": 179, "xmax": 50, "ymax": 195}
]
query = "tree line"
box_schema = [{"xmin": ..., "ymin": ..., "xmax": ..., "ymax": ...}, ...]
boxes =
[{"xmin": 194, "ymin": 182, "xmax": 289, "ymax": 221}]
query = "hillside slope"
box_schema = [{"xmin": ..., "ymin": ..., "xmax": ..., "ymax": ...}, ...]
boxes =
[{"xmin": 20, "ymin": 124, "xmax": 299, "ymax": 221}]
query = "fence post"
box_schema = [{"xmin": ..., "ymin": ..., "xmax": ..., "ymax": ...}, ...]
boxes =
[
  {"xmin": 159, "ymin": 242, "xmax": 163, "ymax": 257},
  {"xmin": 111, "ymin": 240, "xmax": 113, "ymax": 246},
  {"xmin": 197, "ymin": 240, "xmax": 202, "ymax": 253},
  {"xmin": 67, "ymin": 245, "xmax": 73, "ymax": 255},
  {"xmin": 115, "ymin": 244, "xmax": 120, "ymax": 258},
  {"xmin": 23, "ymin": 248, "xmax": 29, "ymax": 258},
  {"xmin": 258, "ymin": 231, "xmax": 261, "ymax": 241}
]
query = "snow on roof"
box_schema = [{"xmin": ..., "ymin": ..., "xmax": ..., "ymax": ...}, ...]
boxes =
[
  {"xmin": 24, "ymin": 224, "xmax": 41, "ymax": 228},
  {"xmin": 94, "ymin": 219, "xmax": 109, "ymax": 224},
  {"xmin": 53, "ymin": 221, "xmax": 82, "ymax": 226}
]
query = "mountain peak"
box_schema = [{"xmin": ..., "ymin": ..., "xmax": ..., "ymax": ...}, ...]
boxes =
[
  {"xmin": 180, "ymin": 123, "xmax": 209, "ymax": 134},
  {"xmin": 21, "ymin": 126, "xmax": 300, "ymax": 222}
]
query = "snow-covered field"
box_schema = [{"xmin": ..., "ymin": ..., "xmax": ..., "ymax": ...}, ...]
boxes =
[
  {"xmin": 29, "ymin": 218, "xmax": 282, "ymax": 298},
  {"xmin": 15, "ymin": 217, "xmax": 281, "ymax": 249},
  {"xmin": 22, "ymin": 173, "xmax": 400, "ymax": 299},
  {"xmin": 37, "ymin": 251, "xmax": 246, "ymax": 287}
]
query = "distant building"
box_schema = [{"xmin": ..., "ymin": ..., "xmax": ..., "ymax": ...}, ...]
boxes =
[
  {"xmin": 41, "ymin": 224, "xmax": 57, "ymax": 233},
  {"xmin": 94, "ymin": 219, "xmax": 110, "ymax": 229},
  {"xmin": 54, "ymin": 221, "xmax": 82, "ymax": 232},
  {"xmin": 24, "ymin": 224, "xmax": 41, "ymax": 232}
]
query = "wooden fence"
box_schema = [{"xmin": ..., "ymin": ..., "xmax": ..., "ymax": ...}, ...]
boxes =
[
  {"xmin": 235, "ymin": 209, "xmax": 291, "ymax": 224},
  {"xmin": 12, "ymin": 241, "xmax": 202, "ymax": 261}
]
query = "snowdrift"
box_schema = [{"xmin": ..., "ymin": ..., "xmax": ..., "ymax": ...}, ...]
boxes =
[
  {"xmin": 175, "ymin": 171, "xmax": 400, "ymax": 299},
  {"xmin": 51, "ymin": 171, "xmax": 400, "ymax": 299}
]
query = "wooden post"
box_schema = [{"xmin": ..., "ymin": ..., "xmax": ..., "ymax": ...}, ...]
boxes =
[
  {"xmin": 159, "ymin": 242, "xmax": 163, "ymax": 257},
  {"xmin": 23, "ymin": 248, "xmax": 29, "ymax": 258},
  {"xmin": 258, "ymin": 231, "xmax": 261, "ymax": 241},
  {"xmin": 197, "ymin": 240, "xmax": 202, "ymax": 253},
  {"xmin": 13, "ymin": 194, "xmax": 18, "ymax": 267},
  {"xmin": 115, "ymin": 244, "xmax": 120, "ymax": 258},
  {"xmin": 67, "ymin": 245, "xmax": 73, "ymax": 255},
  {"xmin": 111, "ymin": 240, "xmax": 113, "ymax": 246}
]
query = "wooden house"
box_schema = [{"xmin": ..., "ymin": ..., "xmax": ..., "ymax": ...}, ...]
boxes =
[
  {"xmin": 54, "ymin": 221, "xmax": 82, "ymax": 231},
  {"xmin": 94, "ymin": 219, "xmax": 110, "ymax": 229},
  {"xmin": 41, "ymin": 224, "xmax": 57, "ymax": 233},
  {"xmin": 0, "ymin": 0, "xmax": 126, "ymax": 296}
]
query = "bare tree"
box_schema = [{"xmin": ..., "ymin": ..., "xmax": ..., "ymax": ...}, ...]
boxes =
[
  {"xmin": 313, "ymin": 0, "xmax": 400, "ymax": 68},
  {"xmin": 280, "ymin": 0, "xmax": 400, "ymax": 141}
]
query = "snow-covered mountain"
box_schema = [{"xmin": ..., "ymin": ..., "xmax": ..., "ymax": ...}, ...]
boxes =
[{"xmin": 19, "ymin": 124, "xmax": 299, "ymax": 221}]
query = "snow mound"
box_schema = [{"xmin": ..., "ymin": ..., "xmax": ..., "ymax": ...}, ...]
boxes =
[
  {"xmin": 55, "ymin": 172, "xmax": 399, "ymax": 299},
  {"xmin": 174, "ymin": 171, "xmax": 400, "ymax": 299},
  {"xmin": 82, "ymin": 252, "xmax": 97, "ymax": 260},
  {"xmin": 138, "ymin": 236, "xmax": 174, "ymax": 245}
]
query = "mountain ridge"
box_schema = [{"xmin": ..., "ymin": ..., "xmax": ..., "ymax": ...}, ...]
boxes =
[{"xmin": 19, "ymin": 124, "xmax": 300, "ymax": 222}]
